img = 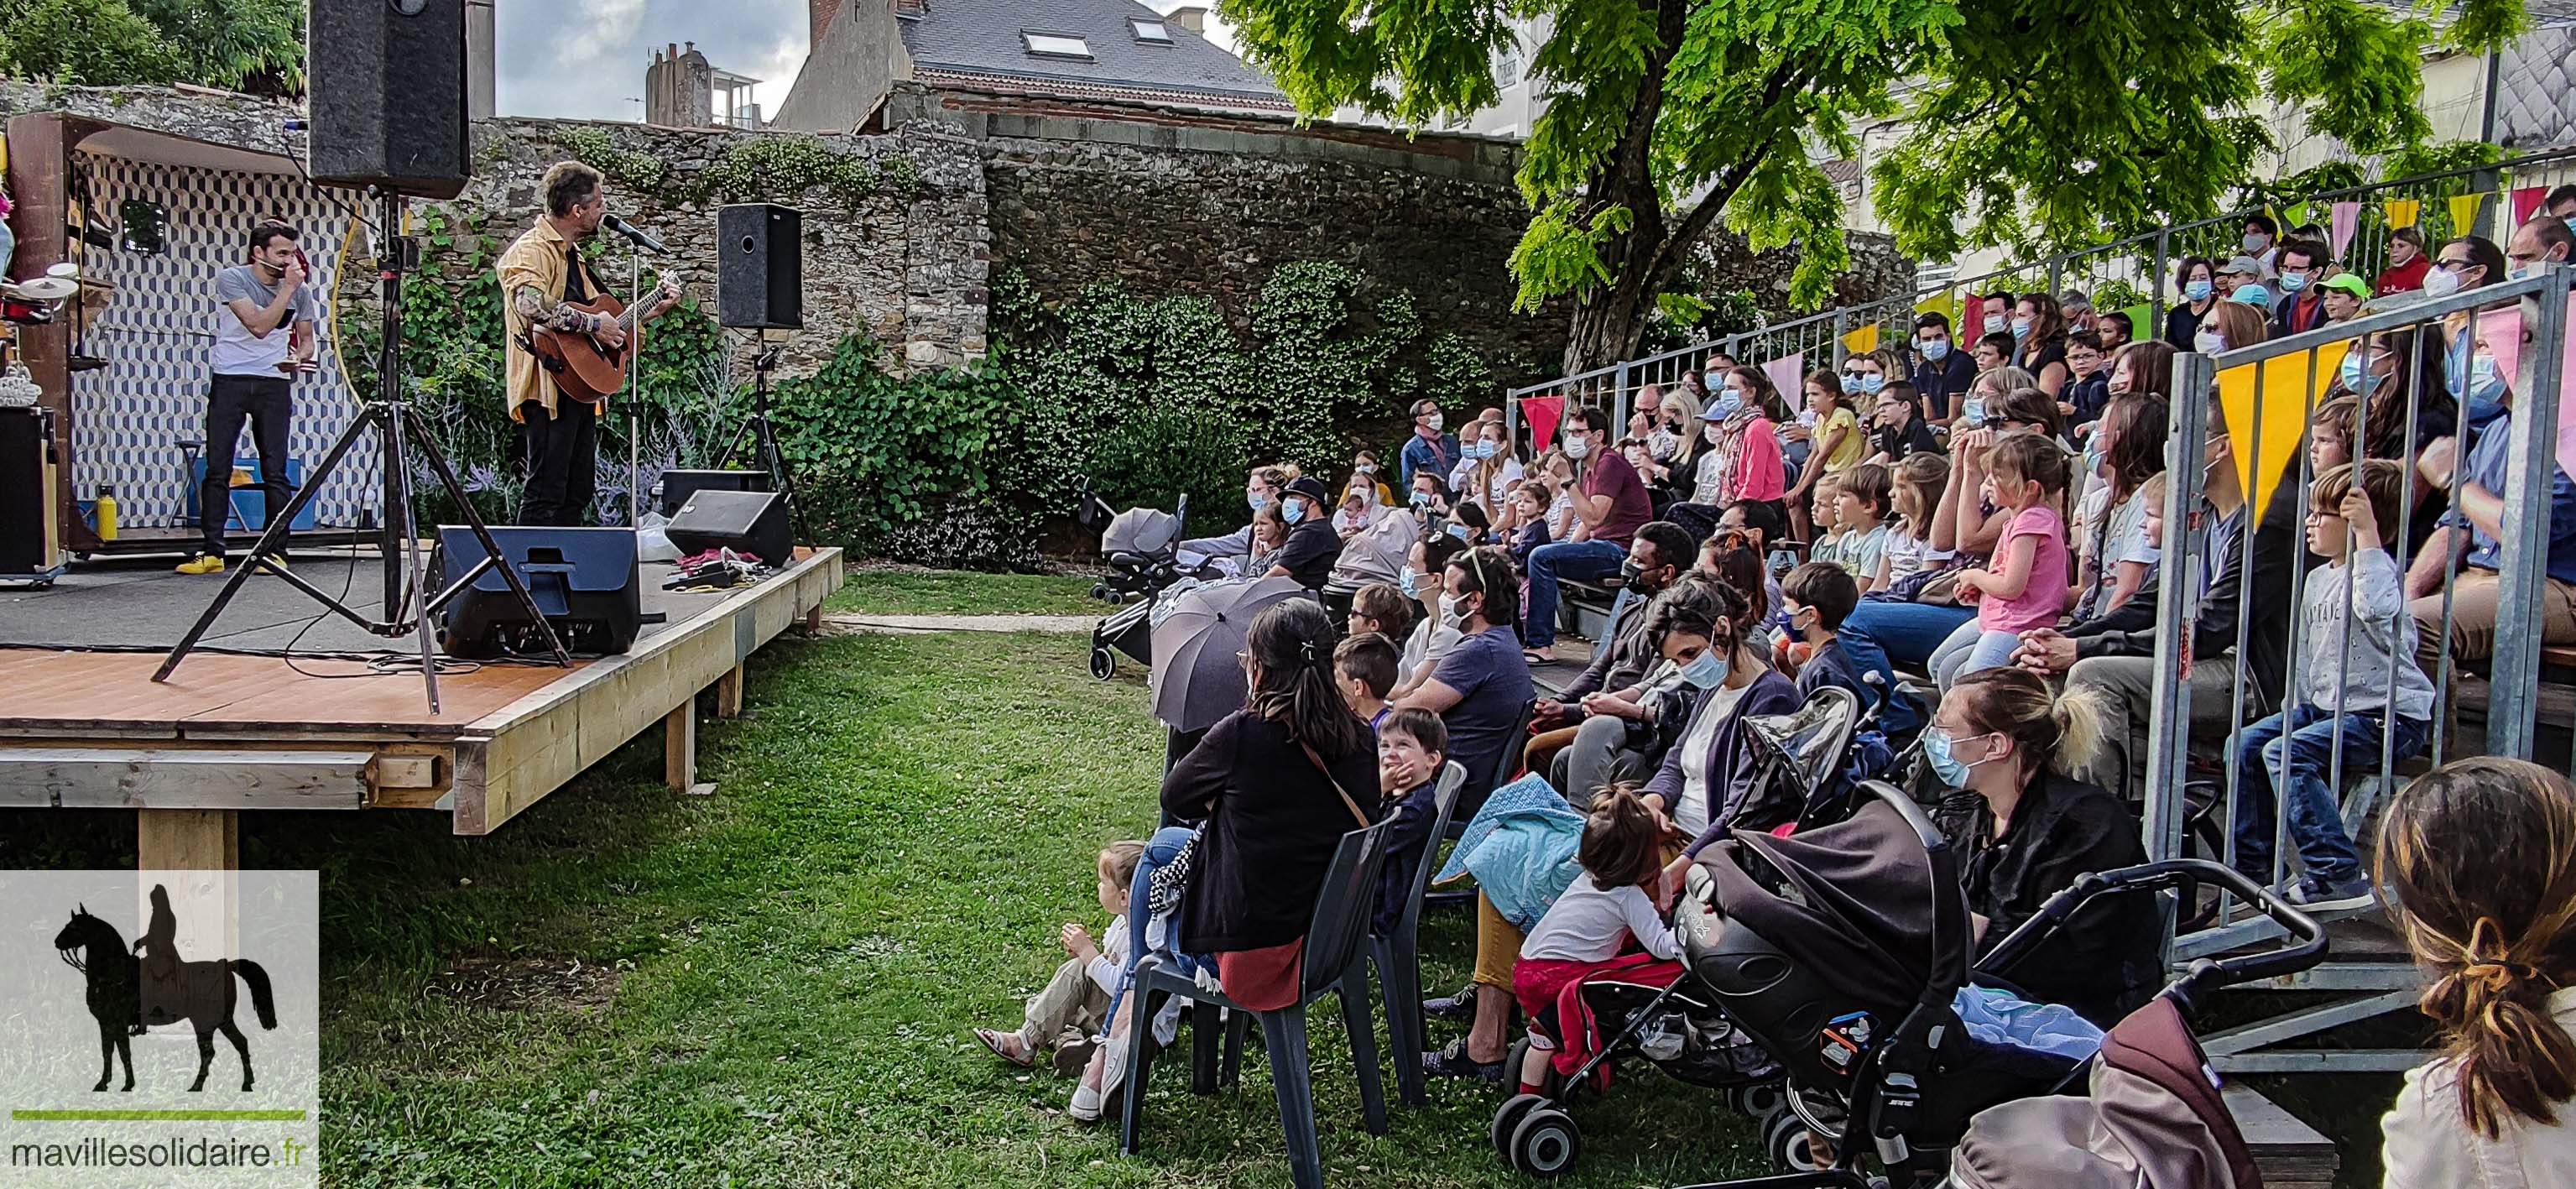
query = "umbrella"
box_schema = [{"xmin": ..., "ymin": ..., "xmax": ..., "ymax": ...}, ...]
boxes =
[
  {"xmin": 1150, "ymin": 576, "xmax": 1310, "ymax": 733},
  {"xmin": 1328, "ymin": 508, "xmax": 1418, "ymax": 589}
]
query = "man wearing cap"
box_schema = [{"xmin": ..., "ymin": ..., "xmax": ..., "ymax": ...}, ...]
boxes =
[
  {"xmin": 2229, "ymin": 283, "xmax": 2274, "ymax": 314},
  {"xmin": 1265, "ymin": 477, "xmax": 1343, "ymax": 592},
  {"xmin": 2318, "ymin": 273, "xmax": 2370, "ymax": 323},
  {"xmin": 2271, "ymin": 240, "xmax": 2332, "ymax": 336},
  {"xmin": 2216, "ymin": 254, "xmax": 2266, "ymax": 299}
]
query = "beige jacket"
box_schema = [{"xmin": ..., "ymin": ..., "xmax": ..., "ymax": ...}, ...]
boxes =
[{"xmin": 2381, "ymin": 988, "xmax": 2576, "ymax": 1188}]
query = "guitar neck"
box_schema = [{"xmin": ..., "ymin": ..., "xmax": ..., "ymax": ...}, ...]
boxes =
[{"xmin": 615, "ymin": 278, "xmax": 671, "ymax": 333}]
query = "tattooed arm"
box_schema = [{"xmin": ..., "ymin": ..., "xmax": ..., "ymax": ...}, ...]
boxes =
[{"xmin": 514, "ymin": 285, "xmax": 600, "ymax": 335}]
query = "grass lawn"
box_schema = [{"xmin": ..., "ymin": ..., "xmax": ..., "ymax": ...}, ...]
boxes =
[
  {"xmin": 0, "ymin": 631, "xmax": 1760, "ymax": 1188},
  {"xmin": 827, "ymin": 565, "xmax": 1107, "ymax": 617}
]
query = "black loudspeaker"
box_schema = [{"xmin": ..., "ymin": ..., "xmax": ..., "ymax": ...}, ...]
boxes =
[
  {"xmin": 717, "ymin": 204, "xmax": 802, "ymax": 329},
  {"xmin": 435, "ymin": 526, "xmax": 641, "ymax": 659},
  {"xmin": 0, "ymin": 409, "xmax": 63, "ymax": 580},
  {"xmin": 665, "ymin": 490, "xmax": 792, "ymax": 566},
  {"xmin": 654, "ymin": 468, "xmax": 769, "ymax": 518},
  {"xmin": 308, "ymin": 0, "xmax": 471, "ymax": 199}
]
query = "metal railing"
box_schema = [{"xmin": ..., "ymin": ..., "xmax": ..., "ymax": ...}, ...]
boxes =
[
  {"xmin": 1505, "ymin": 146, "xmax": 2576, "ymax": 432},
  {"xmin": 2136, "ymin": 265, "xmax": 2571, "ymax": 1072}
]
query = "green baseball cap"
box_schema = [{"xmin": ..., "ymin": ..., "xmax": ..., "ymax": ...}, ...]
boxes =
[{"xmin": 2321, "ymin": 273, "xmax": 2370, "ymax": 300}]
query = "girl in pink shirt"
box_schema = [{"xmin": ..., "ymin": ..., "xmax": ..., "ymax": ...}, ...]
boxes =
[{"xmin": 1932, "ymin": 433, "xmax": 2072, "ymax": 689}]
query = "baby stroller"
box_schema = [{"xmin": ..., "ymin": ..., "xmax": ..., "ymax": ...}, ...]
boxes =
[
  {"xmin": 1083, "ymin": 487, "xmax": 1193, "ymax": 681},
  {"xmin": 1725, "ymin": 685, "xmax": 1895, "ymax": 837},
  {"xmin": 1663, "ymin": 782, "xmax": 2325, "ymax": 1189}
]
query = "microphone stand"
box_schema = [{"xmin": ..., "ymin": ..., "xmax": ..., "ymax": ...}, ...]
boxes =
[{"xmin": 623, "ymin": 239, "xmax": 644, "ymax": 530}]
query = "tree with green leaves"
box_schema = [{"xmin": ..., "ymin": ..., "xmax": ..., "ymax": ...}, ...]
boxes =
[
  {"xmin": 0, "ymin": 0, "xmax": 304, "ymax": 97},
  {"xmin": 1225, "ymin": 0, "xmax": 2530, "ymax": 373}
]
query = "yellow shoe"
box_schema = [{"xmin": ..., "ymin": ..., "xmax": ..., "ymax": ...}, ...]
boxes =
[
  {"xmin": 257, "ymin": 555, "xmax": 289, "ymax": 574},
  {"xmin": 175, "ymin": 555, "xmax": 225, "ymax": 575}
]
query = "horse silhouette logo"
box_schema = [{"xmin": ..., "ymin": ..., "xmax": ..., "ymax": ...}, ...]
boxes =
[{"xmin": 50, "ymin": 886, "xmax": 278, "ymax": 1093}]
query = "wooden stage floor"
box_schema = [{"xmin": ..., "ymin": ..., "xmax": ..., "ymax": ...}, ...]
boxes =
[{"xmin": 0, "ymin": 547, "xmax": 843, "ymax": 865}]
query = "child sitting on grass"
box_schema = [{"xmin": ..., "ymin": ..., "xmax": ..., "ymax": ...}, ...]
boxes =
[
  {"xmin": 1336, "ymin": 632, "xmax": 1401, "ymax": 733},
  {"xmin": 975, "ymin": 839, "xmax": 1147, "ymax": 1074},
  {"xmin": 1511, "ymin": 786, "xmax": 1682, "ymax": 1094},
  {"xmin": 2234, "ymin": 461, "xmax": 2434, "ymax": 909}
]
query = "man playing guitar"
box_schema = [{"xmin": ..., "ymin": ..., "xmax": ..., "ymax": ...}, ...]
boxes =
[{"xmin": 498, "ymin": 161, "xmax": 679, "ymax": 526}]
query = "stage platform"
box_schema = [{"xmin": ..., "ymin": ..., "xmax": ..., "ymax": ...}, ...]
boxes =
[{"xmin": 0, "ymin": 545, "xmax": 843, "ymax": 869}]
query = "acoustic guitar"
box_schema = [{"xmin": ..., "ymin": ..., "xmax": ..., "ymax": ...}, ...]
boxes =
[{"xmin": 529, "ymin": 269, "xmax": 681, "ymax": 403}]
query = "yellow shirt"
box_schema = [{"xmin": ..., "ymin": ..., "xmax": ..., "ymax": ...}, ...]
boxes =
[
  {"xmin": 1819, "ymin": 406, "xmax": 1866, "ymax": 473},
  {"xmin": 495, "ymin": 217, "xmax": 603, "ymax": 421}
]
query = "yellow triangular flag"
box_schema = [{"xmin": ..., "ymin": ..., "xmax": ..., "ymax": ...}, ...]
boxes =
[
  {"xmin": 1841, "ymin": 324, "xmax": 1880, "ymax": 356},
  {"xmin": 1914, "ymin": 291, "xmax": 1958, "ymax": 326},
  {"xmin": 2384, "ymin": 199, "xmax": 2421, "ymax": 230},
  {"xmin": 2448, "ymin": 192, "xmax": 2485, "ymax": 236},
  {"xmin": 2217, "ymin": 341, "xmax": 2353, "ymax": 522}
]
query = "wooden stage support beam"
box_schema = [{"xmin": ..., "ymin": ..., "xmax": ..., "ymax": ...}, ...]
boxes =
[
  {"xmin": 715, "ymin": 664, "xmax": 746, "ymax": 719},
  {"xmin": 138, "ymin": 808, "xmax": 238, "ymax": 871}
]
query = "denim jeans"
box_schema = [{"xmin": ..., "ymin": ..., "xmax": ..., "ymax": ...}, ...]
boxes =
[
  {"xmin": 1524, "ymin": 538, "xmax": 1627, "ymax": 649},
  {"xmin": 1843, "ymin": 601, "xmax": 1976, "ymax": 671},
  {"xmin": 2233, "ymin": 704, "xmax": 2427, "ymax": 888},
  {"xmin": 1108, "ymin": 825, "xmax": 1208, "ymax": 1024},
  {"xmin": 1932, "ymin": 623, "xmax": 2025, "ymax": 691}
]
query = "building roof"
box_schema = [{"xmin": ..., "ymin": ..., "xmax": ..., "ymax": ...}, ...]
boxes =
[{"xmin": 899, "ymin": 0, "xmax": 1290, "ymax": 113}]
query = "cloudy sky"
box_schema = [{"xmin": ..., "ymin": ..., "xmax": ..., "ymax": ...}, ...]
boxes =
[{"xmin": 494, "ymin": 0, "xmax": 811, "ymax": 122}]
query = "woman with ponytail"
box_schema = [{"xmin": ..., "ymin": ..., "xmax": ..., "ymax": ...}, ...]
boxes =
[
  {"xmin": 1161, "ymin": 598, "xmax": 1381, "ymax": 1014},
  {"xmin": 2380, "ymin": 758, "xmax": 2576, "ymax": 1185},
  {"xmin": 1926, "ymin": 668, "xmax": 2159, "ymax": 1025}
]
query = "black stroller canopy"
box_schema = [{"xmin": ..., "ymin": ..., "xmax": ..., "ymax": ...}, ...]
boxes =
[{"xmin": 1699, "ymin": 799, "xmax": 1968, "ymax": 1014}]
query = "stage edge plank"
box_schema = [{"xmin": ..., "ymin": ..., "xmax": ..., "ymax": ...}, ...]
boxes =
[{"xmin": 450, "ymin": 548, "xmax": 841, "ymax": 836}]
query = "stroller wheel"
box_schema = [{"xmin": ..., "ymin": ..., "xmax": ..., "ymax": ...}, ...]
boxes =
[
  {"xmin": 1091, "ymin": 583, "xmax": 1111, "ymax": 602},
  {"xmin": 1089, "ymin": 648, "xmax": 1116, "ymax": 681},
  {"xmin": 1763, "ymin": 1109, "xmax": 1831, "ymax": 1173},
  {"xmin": 1507, "ymin": 1105, "xmax": 1581, "ymax": 1177},
  {"xmin": 1728, "ymin": 1080, "xmax": 1788, "ymax": 1124},
  {"xmin": 1490, "ymin": 1093, "xmax": 1546, "ymax": 1162}
]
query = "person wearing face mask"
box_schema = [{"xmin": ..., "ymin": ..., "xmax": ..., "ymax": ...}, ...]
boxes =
[
  {"xmin": 1525, "ymin": 523, "xmax": 1695, "ymax": 801},
  {"xmin": 1400, "ymin": 399, "xmax": 1462, "ymax": 494},
  {"xmin": 2193, "ymin": 300, "xmax": 2270, "ymax": 360},
  {"xmin": 2164, "ymin": 256, "xmax": 2220, "ymax": 350},
  {"xmin": 2428, "ymin": 235, "xmax": 2511, "ymax": 431},
  {"xmin": 1395, "ymin": 545, "xmax": 1535, "ymax": 816},
  {"xmin": 1181, "ymin": 464, "xmax": 1298, "ymax": 576},
  {"xmin": 2271, "ymin": 239, "xmax": 2333, "ymax": 336},
  {"xmin": 1390, "ymin": 533, "xmax": 1469, "ymax": 701},
  {"xmin": 1262, "ymin": 477, "xmax": 1343, "ymax": 592},
  {"xmin": 1924, "ymin": 669, "xmax": 2159, "ymax": 1026},
  {"xmin": 2241, "ymin": 212, "xmax": 2281, "ymax": 274},
  {"xmin": 2506, "ymin": 215, "xmax": 2575, "ymax": 286},
  {"xmin": 1521, "ymin": 406, "xmax": 1655, "ymax": 663},
  {"xmin": 1910, "ymin": 310, "xmax": 1978, "ymax": 421},
  {"xmin": 2407, "ymin": 298, "xmax": 2576, "ymax": 688},
  {"xmin": 2009, "ymin": 293, "xmax": 2072, "ymax": 399},
  {"xmin": 2376, "ymin": 226, "xmax": 2433, "ymax": 296},
  {"xmin": 1636, "ymin": 574, "xmax": 1799, "ymax": 863},
  {"xmin": 2018, "ymin": 399, "xmax": 2313, "ymax": 800}
]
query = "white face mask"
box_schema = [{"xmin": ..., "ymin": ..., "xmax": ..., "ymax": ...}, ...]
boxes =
[
  {"xmin": 1703, "ymin": 422, "xmax": 1723, "ymax": 445},
  {"xmin": 1562, "ymin": 433, "xmax": 1592, "ymax": 460},
  {"xmin": 2193, "ymin": 328, "xmax": 2227, "ymax": 354},
  {"xmin": 2422, "ymin": 266, "xmax": 2464, "ymax": 299},
  {"xmin": 1423, "ymin": 412, "xmax": 1445, "ymax": 433}
]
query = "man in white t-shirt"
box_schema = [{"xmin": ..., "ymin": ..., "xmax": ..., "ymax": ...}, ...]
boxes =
[{"xmin": 182, "ymin": 220, "xmax": 315, "ymax": 574}]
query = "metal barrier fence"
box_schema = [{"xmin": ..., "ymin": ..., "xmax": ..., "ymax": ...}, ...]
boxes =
[
  {"xmin": 2135, "ymin": 266, "xmax": 2571, "ymax": 1072},
  {"xmin": 1507, "ymin": 147, "xmax": 2576, "ymax": 435}
]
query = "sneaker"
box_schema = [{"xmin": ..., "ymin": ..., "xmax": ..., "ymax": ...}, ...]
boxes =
[
  {"xmin": 1422, "ymin": 1039, "xmax": 1505, "ymax": 1084},
  {"xmin": 175, "ymin": 554, "xmax": 225, "ymax": 576},
  {"xmin": 2286, "ymin": 873, "xmax": 2375, "ymax": 912},
  {"xmin": 257, "ymin": 554, "xmax": 290, "ymax": 574},
  {"xmin": 1067, "ymin": 1084, "xmax": 1103, "ymax": 1123},
  {"xmin": 1423, "ymin": 984, "xmax": 1478, "ymax": 1020}
]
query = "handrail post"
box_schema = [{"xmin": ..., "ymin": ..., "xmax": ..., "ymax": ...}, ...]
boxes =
[
  {"xmin": 2146, "ymin": 348, "xmax": 2216, "ymax": 868},
  {"xmin": 1831, "ymin": 309, "xmax": 1850, "ymax": 367},
  {"xmin": 2151, "ymin": 229, "xmax": 2171, "ymax": 335},
  {"xmin": 1614, "ymin": 360, "xmax": 1633, "ymax": 420},
  {"xmin": 2490, "ymin": 268, "xmax": 2572, "ymax": 758},
  {"xmin": 2046, "ymin": 257, "xmax": 2064, "ymax": 302}
]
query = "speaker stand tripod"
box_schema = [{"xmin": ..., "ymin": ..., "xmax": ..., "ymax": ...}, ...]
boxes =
[
  {"xmin": 714, "ymin": 342, "xmax": 806, "ymax": 543},
  {"xmin": 154, "ymin": 190, "xmax": 570, "ymax": 712}
]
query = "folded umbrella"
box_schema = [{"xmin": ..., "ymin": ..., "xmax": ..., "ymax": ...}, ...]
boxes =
[{"xmin": 1150, "ymin": 576, "xmax": 1309, "ymax": 733}]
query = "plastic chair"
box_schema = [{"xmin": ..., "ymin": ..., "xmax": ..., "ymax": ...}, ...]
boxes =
[
  {"xmin": 1120, "ymin": 816, "xmax": 1397, "ymax": 1189},
  {"xmin": 1369, "ymin": 759, "xmax": 1467, "ymax": 1108}
]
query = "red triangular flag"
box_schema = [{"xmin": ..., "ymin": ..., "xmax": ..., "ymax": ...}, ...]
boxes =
[
  {"xmin": 1522, "ymin": 395, "xmax": 1566, "ymax": 454},
  {"xmin": 2515, "ymin": 185, "xmax": 2549, "ymax": 227}
]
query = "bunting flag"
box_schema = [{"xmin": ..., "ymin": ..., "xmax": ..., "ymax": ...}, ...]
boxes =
[
  {"xmin": 2329, "ymin": 201, "xmax": 2362, "ymax": 258},
  {"xmin": 2448, "ymin": 192, "xmax": 2485, "ymax": 236},
  {"xmin": 2470, "ymin": 305, "xmax": 2576, "ymax": 483},
  {"xmin": 2281, "ymin": 201, "xmax": 2313, "ymax": 232},
  {"xmin": 2515, "ymin": 185, "xmax": 2550, "ymax": 227},
  {"xmin": 1521, "ymin": 395, "xmax": 1565, "ymax": 455},
  {"xmin": 2119, "ymin": 303, "xmax": 2152, "ymax": 338},
  {"xmin": 1763, "ymin": 352, "xmax": 1807, "ymax": 404},
  {"xmin": 1914, "ymin": 290, "xmax": 1958, "ymax": 326},
  {"xmin": 2217, "ymin": 340, "xmax": 2354, "ymax": 523},
  {"xmin": 2384, "ymin": 198, "xmax": 2422, "ymax": 230},
  {"xmin": 1840, "ymin": 324, "xmax": 1881, "ymax": 356}
]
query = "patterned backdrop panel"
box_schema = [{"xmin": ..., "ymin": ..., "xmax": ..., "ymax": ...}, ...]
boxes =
[{"xmin": 68, "ymin": 152, "xmax": 380, "ymax": 529}]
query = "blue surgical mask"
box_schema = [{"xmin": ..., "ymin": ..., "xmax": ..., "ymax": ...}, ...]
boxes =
[
  {"xmin": 1447, "ymin": 522, "xmax": 1474, "ymax": 543},
  {"xmin": 1712, "ymin": 394, "xmax": 1744, "ymax": 420},
  {"xmin": 1678, "ymin": 649, "xmax": 1729, "ymax": 690},
  {"xmin": 1984, "ymin": 314, "xmax": 2007, "ymax": 334},
  {"xmin": 1409, "ymin": 490, "xmax": 1432, "ymax": 508},
  {"xmin": 2464, "ymin": 354, "xmax": 2506, "ymax": 423},
  {"xmin": 1924, "ymin": 729, "xmax": 1992, "ymax": 788},
  {"xmin": 1918, "ymin": 337, "xmax": 1950, "ymax": 361},
  {"xmin": 2279, "ymin": 272, "xmax": 2309, "ymax": 294},
  {"xmin": 2338, "ymin": 352, "xmax": 2368, "ymax": 394},
  {"xmin": 1281, "ymin": 498, "xmax": 1307, "ymax": 525},
  {"xmin": 1858, "ymin": 373, "xmax": 1886, "ymax": 395},
  {"xmin": 2185, "ymin": 279, "xmax": 2214, "ymax": 303},
  {"xmin": 2010, "ymin": 316, "xmax": 2034, "ymax": 340},
  {"xmin": 1960, "ymin": 398, "xmax": 1987, "ymax": 425},
  {"xmin": 1398, "ymin": 565, "xmax": 1421, "ymax": 597},
  {"xmin": 1249, "ymin": 491, "xmax": 1270, "ymax": 513},
  {"xmin": 1840, "ymin": 372, "xmax": 1865, "ymax": 394}
]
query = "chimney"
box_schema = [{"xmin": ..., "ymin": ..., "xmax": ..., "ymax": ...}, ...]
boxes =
[
  {"xmin": 465, "ymin": 0, "xmax": 496, "ymax": 120},
  {"xmin": 811, "ymin": 0, "xmax": 845, "ymax": 46},
  {"xmin": 1165, "ymin": 5, "xmax": 1207, "ymax": 32},
  {"xmin": 893, "ymin": 0, "xmax": 927, "ymax": 16}
]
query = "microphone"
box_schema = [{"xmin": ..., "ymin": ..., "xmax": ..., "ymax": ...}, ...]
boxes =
[{"xmin": 602, "ymin": 213, "xmax": 666, "ymax": 254}]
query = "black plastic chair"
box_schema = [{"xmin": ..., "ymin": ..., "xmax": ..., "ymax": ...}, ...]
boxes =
[
  {"xmin": 1368, "ymin": 759, "xmax": 1466, "ymax": 1108},
  {"xmin": 1119, "ymin": 816, "xmax": 1397, "ymax": 1189}
]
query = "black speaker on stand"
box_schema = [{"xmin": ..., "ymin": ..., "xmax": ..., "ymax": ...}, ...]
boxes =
[
  {"xmin": 715, "ymin": 204, "xmax": 807, "ymax": 545},
  {"xmin": 308, "ymin": 0, "xmax": 472, "ymax": 199}
]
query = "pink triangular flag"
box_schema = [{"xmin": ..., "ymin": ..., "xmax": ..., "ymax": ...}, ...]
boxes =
[
  {"xmin": 2480, "ymin": 308, "xmax": 2525, "ymax": 393},
  {"xmin": 1763, "ymin": 352, "xmax": 1807, "ymax": 406},
  {"xmin": 2515, "ymin": 185, "xmax": 2549, "ymax": 227},
  {"xmin": 2329, "ymin": 201, "xmax": 2361, "ymax": 258}
]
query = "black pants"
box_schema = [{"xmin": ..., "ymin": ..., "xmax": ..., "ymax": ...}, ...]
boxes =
[
  {"xmin": 519, "ymin": 399, "xmax": 597, "ymax": 527},
  {"xmin": 201, "ymin": 373, "xmax": 294, "ymax": 556}
]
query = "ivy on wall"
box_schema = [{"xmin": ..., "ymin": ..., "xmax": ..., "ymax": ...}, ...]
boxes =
[{"xmin": 548, "ymin": 127, "xmax": 930, "ymax": 208}]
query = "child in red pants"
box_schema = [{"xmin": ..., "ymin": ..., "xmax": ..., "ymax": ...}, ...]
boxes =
[{"xmin": 1512, "ymin": 787, "xmax": 1684, "ymax": 1092}]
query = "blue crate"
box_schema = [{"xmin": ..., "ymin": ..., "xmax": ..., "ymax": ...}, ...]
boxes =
[{"xmin": 185, "ymin": 455, "xmax": 317, "ymax": 533}]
